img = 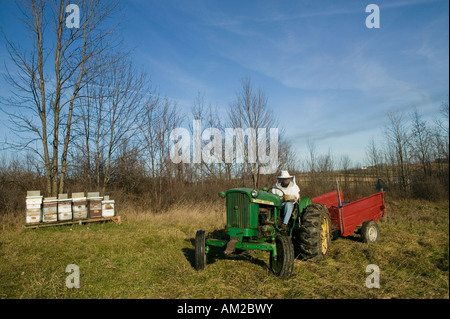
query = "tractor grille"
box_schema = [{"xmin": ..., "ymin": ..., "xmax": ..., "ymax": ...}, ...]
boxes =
[{"xmin": 227, "ymin": 192, "xmax": 250, "ymax": 229}]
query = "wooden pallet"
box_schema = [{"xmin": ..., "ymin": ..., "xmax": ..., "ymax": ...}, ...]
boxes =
[{"xmin": 24, "ymin": 216, "xmax": 121, "ymax": 229}]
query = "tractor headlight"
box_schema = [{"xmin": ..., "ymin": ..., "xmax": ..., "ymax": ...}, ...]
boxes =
[{"xmin": 251, "ymin": 189, "xmax": 259, "ymax": 198}]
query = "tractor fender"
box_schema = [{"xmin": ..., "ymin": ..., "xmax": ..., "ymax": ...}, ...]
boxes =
[{"xmin": 297, "ymin": 197, "xmax": 312, "ymax": 217}]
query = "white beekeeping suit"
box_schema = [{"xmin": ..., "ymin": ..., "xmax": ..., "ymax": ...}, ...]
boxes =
[{"xmin": 271, "ymin": 170, "xmax": 300, "ymax": 202}]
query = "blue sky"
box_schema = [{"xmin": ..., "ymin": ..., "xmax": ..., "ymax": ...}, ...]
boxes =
[{"xmin": 0, "ymin": 0, "xmax": 449, "ymax": 167}]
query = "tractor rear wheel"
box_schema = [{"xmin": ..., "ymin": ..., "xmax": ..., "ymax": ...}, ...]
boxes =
[
  {"xmin": 195, "ymin": 230, "xmax": 207, "ymax": 270},
  {"xmin": 298, "ymin": 203, "xmax": 331, "ymax": 261},
  {"xmin": 270, "ymin": 235, "xmax": 295, "ymax": 279}
]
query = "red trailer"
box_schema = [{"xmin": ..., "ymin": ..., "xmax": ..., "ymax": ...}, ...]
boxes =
[{"xmin": 311, "ymin": 191, "xmax": 386, "ymax": 243}]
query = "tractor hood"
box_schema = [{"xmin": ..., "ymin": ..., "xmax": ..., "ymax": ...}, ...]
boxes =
[{"xmin": 224, "ymin": 188, "xmax": 282, "ymax": 206}]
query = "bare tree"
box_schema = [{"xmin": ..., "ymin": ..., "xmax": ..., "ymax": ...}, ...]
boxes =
[
  {"xmin": 306, "ymin": 138, "xmax": 317, "ymax": 176},
  {"xmin": 339, "ymin": 154, "xmax": 352, "ymax": 188},
  {"xmin": 317, "ymin": 149, "xmax": 334, "ymax": 174},
  {"xmin": 139, "ymin": 94, "xmax": 182, "ymax": 208},
  {"xmin": 139, "ymin": 91, "xmax": 161, "ymax": 179},
  {"xmin": 74, "ymin": 57, "xmax": 148, "ymax": 193},
  {"xmin": 366, "ymin": 137, "xmax": 382, "ymax": 177},
  {"xmin": 227, "ymin": 77, "xmax": 279, "ymax": 187},
  {"xmin": 438, "ymin": 101, "xmax": 449, "ymax": 133},
  {"xmin": 384, "ymin": 111, "xmax": 410, "ymax": 193},
  {"xmin": 435, "ymin": 101, "xmax": 449, "ymax": 163},
  {"xmin": 202, "ymin": 102, "xmax": 224, "ymax": 182},
  {"xmin": 409, "ymin": 108, "xmax": 432, "ymax": 177},
  {"xmin": 190, "ymin": 92, "xmax": 206, "ymax": 184},
  {"xmin": 278, "ymin": 137, "xmax": 297, "ymax": 172},
  {"xmin": 2, "ymin": 0, "xmax": 121, "ymax": 196}
]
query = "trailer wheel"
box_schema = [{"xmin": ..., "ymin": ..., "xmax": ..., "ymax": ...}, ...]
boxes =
[
  {"xmin": 195, "ymin": 230, "xmax": 207, "ymax": 270},
  {"xmin": 361, "ymin": 220, "xmax": 379, "ymax": 244},
  {"xmin": 270, "ymin": 235, "xmax": 294, "ymax": 279},
  {"xmin": 298, "ymin": 203, "xmax": 331, "ymax": 261}
]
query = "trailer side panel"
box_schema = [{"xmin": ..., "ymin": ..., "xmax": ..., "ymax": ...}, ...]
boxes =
[{"xmin": 340, "ymin": 192, "xmax": 385, "ymax": 237}]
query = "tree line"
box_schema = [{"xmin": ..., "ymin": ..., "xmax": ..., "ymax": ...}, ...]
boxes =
[{"xmin": 364, "ymin": 103, "xmax": 449, "ymax": 200}]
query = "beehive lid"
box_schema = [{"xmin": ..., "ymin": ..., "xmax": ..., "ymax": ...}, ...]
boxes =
[
  {"xmin": 87, "ymin": 192, "xmax": 100, "ymax": 197},
  {"xmin": 87, "ymin": 192, "xmax": 102, "ymax": 200},
  {"xmin": 72, "ymin": 192, "xmax": 86, "ymax": 201},
  {"xmin": 43, "ymin": 197, "xmax": 58, "ymax": 203},
  {"xmin": 26, "ymin": 195, "xmax": 43, "ymax": 200},
  {"xmin": 58, "ymin": 194, "xmax": 72, "ymax": 203},
  {"xmin": 72, "ymin": 192, "xmax": 85, "ymax": 198},
  {"xmin": 26, "ymin": 190, "xmax": 43, "ymax": 199}
]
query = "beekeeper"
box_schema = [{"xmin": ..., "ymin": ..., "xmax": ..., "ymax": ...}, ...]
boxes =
[{"xmin": 271, "ymin": 170, "xmax": 300, "ymax": 229}]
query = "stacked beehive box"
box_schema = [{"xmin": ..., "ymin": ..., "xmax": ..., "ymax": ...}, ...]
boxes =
[
  {"xmin": 72, "ymin": 192, "xmax": 88, "ymax": 220},
  {"xmin": 42, "ymin": 197, "xmax": 58, "ymax": 222},
  {"xmin": 102, "ymin": 196, "xmax": 115, "ymax": 217},
  {"xmin": 58, "ymin": 194, "xmax": 72, "ymax": 221},
  {"xmin": 87, "ymin": 192, "xmax": 103, "ymax": 219},
  {"xmin": 26, "ymin": 191, "xmax": 43, "ymax": 224}
]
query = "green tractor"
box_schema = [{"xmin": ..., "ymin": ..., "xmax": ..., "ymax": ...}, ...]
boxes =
[{"xmin": 194, "ymin": 187, "xmax": 331, "ymax": 278}]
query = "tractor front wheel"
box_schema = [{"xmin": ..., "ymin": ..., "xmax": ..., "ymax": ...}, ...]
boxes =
[
  {"xmin": 270, "ymin": 235, "xmax": 295, "ymax": 279},
  {"xmin": 195, "ymin": 230, "xmax": 207, "ymax": 270}
]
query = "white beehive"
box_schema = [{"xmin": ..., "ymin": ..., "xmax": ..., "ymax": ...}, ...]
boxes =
[
  {"xmin": 26, "ymin": 190, "xmax": 43, "ymax": 224},
  {"xmin": 87, "ymin": 192, "xmax": 103, "ymax": 219},
  {"xmin": 72, "ymin": 192, "xmax": 87, "ymax": 220},
  {"xmin": 42, "ymin": 197, "xmax": 58, "ymax": 222},
  {"xmin": 102, "ymin": 195, "xmax": 115, "ymax": 217},
  {"xmin": 58, "ymin": 194, "xmax": 72, "ymax": 221}
]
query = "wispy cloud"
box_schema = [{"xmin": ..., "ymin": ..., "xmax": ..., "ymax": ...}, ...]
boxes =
[
  {"xmin": 142, "ymin": 54, "xmax": 213, "ymax": 97},
  {"xmin": 381, "ymin": 0, "xmax": 442, "ymax": 9}
]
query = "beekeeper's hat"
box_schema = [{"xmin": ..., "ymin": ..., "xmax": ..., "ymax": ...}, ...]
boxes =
[{"xmin": 278, "ymin": 170, "xmax": 293, "ymax": 179}]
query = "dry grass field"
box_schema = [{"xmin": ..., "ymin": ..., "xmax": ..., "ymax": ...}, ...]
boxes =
[{"xmin": 0, "ymin": 198, "xmax": 448, "ymax": 299}]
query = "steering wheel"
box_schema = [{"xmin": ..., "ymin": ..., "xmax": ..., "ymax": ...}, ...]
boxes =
[{"xmin": 266, "ymin": 186, "xmax": 285, "ymax": 198}]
